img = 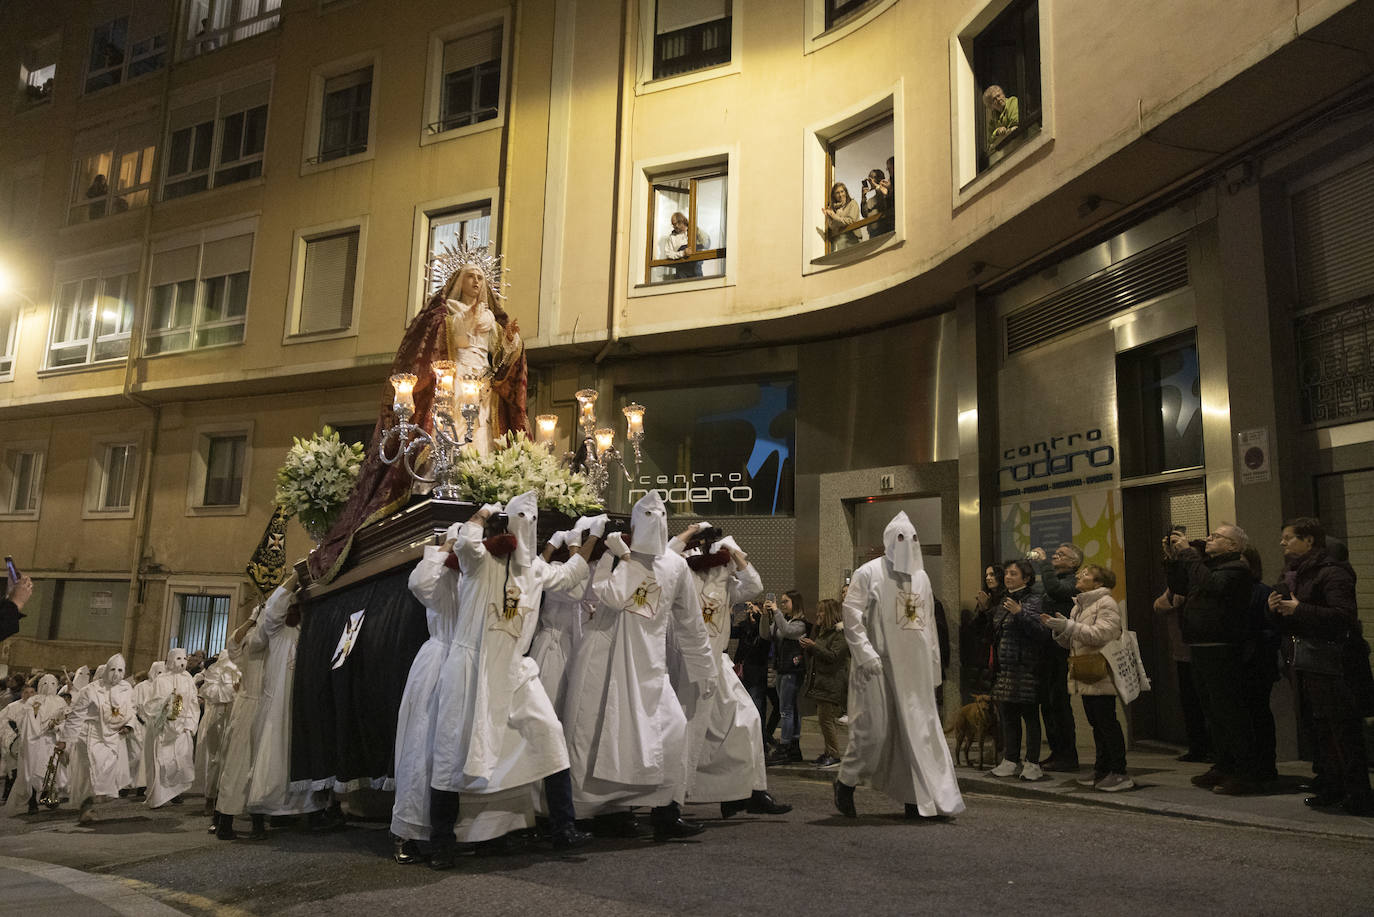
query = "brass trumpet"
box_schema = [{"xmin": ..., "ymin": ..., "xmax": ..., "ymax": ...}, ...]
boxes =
[{"xmin": 38, "ymin": 747, "xmax": 62, "ymax": 809}]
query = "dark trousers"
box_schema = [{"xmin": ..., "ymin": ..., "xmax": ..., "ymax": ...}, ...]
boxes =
[
  {"xmin": 1040, "ymin": 648, "xmax": 1078, "ymax": 762},
  {"xmin": 764, "ymin": 685, "xmax": 780, "ymax": 741},
  {"xmin": 1242, "ymin": 673, "xmax": 1278, "ymax": 779},
  {"xmin": 1176, "ymin": 660, "xmax": 1212, "ymax": 756},
  {"xmin": 1081, "ymin": 694, "xmax": 1127, "ymax": 775},
  {"xmin": 430, "ymin": 769, "xmax": 578, "ymax": 847},
  {"xmin": 1190, "ymin": 644, "xmax": 1262, "ymax": 779},
  {"xmin": 1313, "ymin": 716, "xmax": 1372, "ymax": 803},
  {"xmin": 999, "ymin": 701, "xmax": 1041, "ymax": 764}
]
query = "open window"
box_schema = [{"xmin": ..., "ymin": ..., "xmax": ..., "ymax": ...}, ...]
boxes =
[
  {"xmin": 819, "ymin": 116, "xmax": 894, "ymax": 257},
  {"xmin": 69, "ymin": 122, "xmax": 157, "ymax": 224},
  {"xmin": 19, "ymin": 34, "xmax": 59, "ymax": 107},
  {"xmin": 423, "ymin": 19, "xmax": 507, "ymax": 141},
  {"xmin": 84, "ymin": 1, "xmax": 170, "ymax": 94},
  {"xmin": 180, "ymin": 0, "xmax": 281, "ymax": 61},
  {"xmin": 651, "ymin": 1, "xmax": 732, "ymax": 80},
  {"xmin": 645, "ymin": 166, "xmax": 727, "ymax": 285}
]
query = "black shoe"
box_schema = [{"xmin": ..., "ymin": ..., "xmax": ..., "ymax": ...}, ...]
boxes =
[
  {"xmin": 247, "ymin": 814, "xmax": 268, "ymax": 841},
  {"xmin": 833, "ymin": 780, "xmax": 856, "ymax": 818},
  {"xmin": 1212, "ymin": 777, "xmax": 1265, "ymax": 796},
  {"xmin": 169, "ymin": 794, "xmax": 184, "ymax": 805},
  {"xmin": 27, "ymin": 796, "xmax": 37, "ymax": 815},
  {"xmin": 476, "ymin": 834, "xmax": 519, "ymax": 856},
  {"xmin": 1176, "ymin": 751, "xmax": 1210, "ymax": 763},
  {"xmin": 1041, "ymin": 758, "xmax": 1080, "ymax": 773},
  {"xmin": 1305, "ymin": 793, "xmax": 1343, "ymax": 808},
  {"xmin": 1190, "ymin": 768, "xmax": 1226, "ymax": 789},
  {"xmin": 429, "ymin": 843, "xmax": 457, "ymax": 870},
  {"xmin": 215, "ymin": 812, "xmax": 237, "ymax": 841},
  {"xmin": 393, "ymin": 837, "xmax": 428, "ymax": 865},
  {"xmin": 652, "ymin": 817, "xmax": 705, "ymax": 842},
  {"xmin": 118, "ymin": 788, "xmax": 131, "ymax": 798},
  {"xmin": 719, "ymin": 798, "xmax": 747, "ymax": 819},
  {"xmin": 815, "ymin": 754, "xmax": 841, "ymax": 768},
  {"xmin": 745, "ymin": 790, "xmax": 792, "ymax": 815},
  {"xmin": 549, "ymin": 823, "xmax": 593, "ymax": 850}
]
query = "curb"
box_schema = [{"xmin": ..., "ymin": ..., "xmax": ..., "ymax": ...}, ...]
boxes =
[{"xmin": 766, "ymin": 762, "xmax": 1374, "ymax": 842}]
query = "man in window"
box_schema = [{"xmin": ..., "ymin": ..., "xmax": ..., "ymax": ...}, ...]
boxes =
[
  {"xmin": 661, "ymin": 212, "xmax": 709, "ymax": 279},
  {"xmin": 982, "ymin": 85, "xmax": 1019, "ymax": 152}
]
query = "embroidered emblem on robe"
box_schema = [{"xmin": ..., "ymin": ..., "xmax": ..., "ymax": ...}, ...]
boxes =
[
  {"xmin": 898, "ymin": 589, "xmax": 925, "ymax": 630},
  {"xmin": 624, "ymin": 579, "xmax": 661, "ymax": 619},
  {"xmin": 700, "ymin": 595, "xmax": 723, "ymax": 635},
  {"xmin": 488, "ymin": 584, "xmax": 526, "ymax": 637}
]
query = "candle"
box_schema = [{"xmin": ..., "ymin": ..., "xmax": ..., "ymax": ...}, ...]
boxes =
[
  {"xmin": 622, "ymin": 402, "xmax": 645, "ymax": 438},
  {"xmin": 535, "ymin": 414, "xmax": 558, "ymax": 446},
  {"xmin": 458, "ymin": 373, "xmax": 482, "ymax": 408},
  {"xmin": 594, "ymin": 428, "xmax": 615, "ymax": 454},
  {"xmin": 432, "ymin": 361, "xmax": 457, "ymax": 403},
  {"xmin": 575, "ymin": 388, "xmax": 599, "ymax": 426},
  {"xmin": 390, "ymin": 373, "xmax": 417, "ymax": 417}
]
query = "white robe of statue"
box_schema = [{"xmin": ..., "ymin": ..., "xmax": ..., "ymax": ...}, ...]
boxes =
[
  {"xmin": 838, "ymin": 512, "xmax": 964, "ymax": 817},
  {"xmin": 667, "ymin": 531, "xmax": 767, "ymax": 802},
  {"xmin": 218, "ymin": 606, "xmax": 267, "ymax": 816},
  {"xmin": 427, "ymin": 493, "xmax": 588, "ymax": 842},
  {"xmin": 142, "ymin": 649, "xmax": 200, "ymax": 808},
  {"xmin": 247, "ymin": 583, "xmax": 319, "ymax": 816},
  {"xmin": 563, "ymin": 493, "xmax": 717, "ymax": 816},
  {"xmin": 195, "ymin": 655, "xmax": 239, "ymax": 802},
  {"xmin": 3, "ymin": 675, "xmax": 67, "ymax": 814},
  {"xmin": 126, "ymin": 661, "xmax": 164, "ymax": 790},
  {"xmin": 62, "ymin": 655, "xmax": 132, "ymax": 804}
]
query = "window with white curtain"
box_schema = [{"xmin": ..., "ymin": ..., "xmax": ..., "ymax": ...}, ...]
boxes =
[
  {"xmin": 179, "ymin": 0, "xmax": 281, "ymax": 61},
  {"xmin": 46, "ymin": 271, "xmax": 138, "ymax": 369},
  {"xmin": 69, "ymin": 121, "xmax": 157, "ymax": 224}
]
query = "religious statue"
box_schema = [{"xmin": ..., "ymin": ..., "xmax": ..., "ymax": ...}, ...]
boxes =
[{"xmin": 308, "ymin": 242, "xmax": 529, "ymax": 584}]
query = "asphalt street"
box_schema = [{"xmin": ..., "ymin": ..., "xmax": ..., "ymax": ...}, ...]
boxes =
[{"xmin": 1, "ymin": 773, "xmax": 1372, "ymax": 916}]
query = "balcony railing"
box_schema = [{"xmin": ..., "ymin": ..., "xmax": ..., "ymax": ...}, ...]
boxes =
[{"xmin": 653, "ymin": 16, "xmax": 731, "ymax": 80}]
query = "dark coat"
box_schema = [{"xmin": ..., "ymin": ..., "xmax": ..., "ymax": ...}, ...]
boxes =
[
  {"xmin": 1279, "ymin": 550, "xmax": 1374, "ymax": 719},
  {"xmin": 803, "ymin": 625, "xmax": 849, "ymax": 706},
  {"xmin": 991, "ymin": 589, "xmax": 1048, "ymax": 705},
  {"xmin": 1168, "ymin": 548, "xmax": 1252, "ymax": 645},
  {"xmin": 731, "ymin": 612, "xmax": 770, "ymax": 687},
  {"xmin": 0, "ymin": 599, "xmax": 21, "ymax": 643}
]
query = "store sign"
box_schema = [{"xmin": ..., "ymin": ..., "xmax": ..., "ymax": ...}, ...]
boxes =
[
  {"xmin": 628, "ymin": 472, "xmax": 753, "ymax": 506},
  {"xmin": 998, "ymin": 427, "xmax": 1116, "ymax": 498}
]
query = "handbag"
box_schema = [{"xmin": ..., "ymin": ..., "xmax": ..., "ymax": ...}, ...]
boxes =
[
  {"xmin": 1290, "ymin": 635, "xmax": 1345, "ymax": 677},
  {"xmin": 1102, "ymin": 632, "xmax": 1152, "ymax": 704},
  {"xmin": 1068, "ymin": 651, "xmax": 1109, "ymax": 683}
]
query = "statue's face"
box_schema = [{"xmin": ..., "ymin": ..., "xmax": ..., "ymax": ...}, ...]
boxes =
[
  {"xmin": 460, "ymin": 267, "xmax": 485, "ymax": 303},
  {"xmin": 167, "ymin": 649, "xmax": 188, "ymax": 674}
]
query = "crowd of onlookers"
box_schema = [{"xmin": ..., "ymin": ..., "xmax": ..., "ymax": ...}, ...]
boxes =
[{"xmin": 960, "ymin": 517, "xmax": 1372, "ymax": 815}]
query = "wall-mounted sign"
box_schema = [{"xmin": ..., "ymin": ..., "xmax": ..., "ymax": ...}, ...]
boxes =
[
  {"xmin": 1236, "ymin": 427, "xmax": 1271, "ymax": 484},
  {"xmin": 998, "ymin": 427, "xmax": 1116, "ymax": 499},
  {"xmin": 89, "ymin": 591, "xmax": 113, "ymax": 616}
]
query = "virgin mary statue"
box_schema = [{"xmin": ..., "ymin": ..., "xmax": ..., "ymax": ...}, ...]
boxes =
[{"xmin": 307, "ymin": 243, "xmax": 528, "ymax": 583}]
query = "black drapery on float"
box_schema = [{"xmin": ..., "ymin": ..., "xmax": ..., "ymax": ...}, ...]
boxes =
[{"xmin": 292, "ymin": 565, "xmax": 429, "ymax": 790}]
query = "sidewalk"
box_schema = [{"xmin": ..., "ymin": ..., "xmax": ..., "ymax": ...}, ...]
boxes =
[{"xmin": 774, "ymin": 714, "xmax": 1374, "ymax": 841}]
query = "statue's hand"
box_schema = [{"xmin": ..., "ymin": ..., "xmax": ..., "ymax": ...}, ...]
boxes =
[{"xmin": 505, "ymin": 318, "xmax": 520, "ymax": 342}]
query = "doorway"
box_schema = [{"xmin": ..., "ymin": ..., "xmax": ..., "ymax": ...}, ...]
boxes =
[
  {"xmin": 1120, "ymin": 477, "xmax": 1207, "ymax": 744},
  {"xmin": 848, "ymin": 495, "xmax": 944, "ymax": 601}
]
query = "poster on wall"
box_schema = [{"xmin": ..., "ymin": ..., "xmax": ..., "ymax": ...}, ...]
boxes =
[
  {"xmin": 616, "ymin": 379, "xmax": 796, "ymax": 517},
  {"xmin": 1000, "ymin": 488, "xmax": 1127, "ymax": 608}
]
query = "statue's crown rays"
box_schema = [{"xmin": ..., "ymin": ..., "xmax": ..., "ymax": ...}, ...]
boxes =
[{"xmin": 430, "ymin": 240, "xmax": 507, "ymax": 302}]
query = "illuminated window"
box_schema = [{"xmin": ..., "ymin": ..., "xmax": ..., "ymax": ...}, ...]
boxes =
[{"xmin": 645, "ymin": 166, "xmax": 727, "ymax": 285}]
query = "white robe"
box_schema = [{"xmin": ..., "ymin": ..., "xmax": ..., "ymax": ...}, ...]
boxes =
[
  {"xmin": 530, "ymin": 557, "xmax": 607, "ymax": 717},
  {"xmin": 564, "ymin": 549, "xmax": 716, "ymax": 815},
  {"xmin": 666, "ymin": 537, "xmax": 766, "ymax": 802},
  {"xmin": 3, "ymin": 694, "xmax": 67, "ymax": 814},
  {"xmin": 838, "ymin": 557, "xmax": 964, "ymax": 816},
  {"xmin": 196, "ymin": 661, "xmax": 238, "ymax": 801},
  {"xmin": 248, "ymin": 585, "xmax": 318, "ymax": 816},
  {"xmin": 126, "ymin": 676, "xmax": 161, "ymax": 789},
  {"xmin": 403, "ymin": 525, "xmax": 587, "ymax": 842},
  {"xmin": 141, "ymin": 671, "xmax": 199, "ymax": 808},
  {"xmin": 218, "ymin": 627, "xmax": 266, "ymax": 816},
  {"xmin": 1, "ymin": 699, "xmax": 25, "ymax": 781},
  {"xmin": 61, "ymin": 682, "xmax": 131, "ymax": 801}
]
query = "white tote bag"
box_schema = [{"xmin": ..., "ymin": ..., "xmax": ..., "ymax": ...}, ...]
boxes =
[{"xmin": 1102, "ymin": 631, "xmax": 1152, "ymax": 704}]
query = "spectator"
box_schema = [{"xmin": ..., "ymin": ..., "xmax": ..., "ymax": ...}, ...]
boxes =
[
  {"xmin": 1167, "ymin": 524, "xmax": 1265, "ymax": 795},
  {"xmin": 3, "ymin": 575, "xmax": 33, "ymax": 643},
  {"xmin": 1153, "ymin": 582, "xmax": 1211, "ymax": 763},
  {"xmin": 821, "ymin": 182, "xmax": 866, "ymax": 251},
  {"xmin": 660, "ymin": 211, "xmax": 709, "ymax": 279},
  {"xmin": 731, "ymin": 601, "xmax": 772, "ymax": 748},
  {"xmin": 989, "ymin": 560, "xmax": 1049, "ymax": 781},
  {"xmin": 1027, "ymin": 543, "xmax": 1083, "ymax": 771},
  {"xmin": 801, "ymin": 598, "xmax": 848, "ymax": 768},
  {"xmin": 1242, "ymin": 547, "xmax": 1279, "ymax": 782},
  {"xmin": 860, "ymin": 169, "xmax": 893, "ymax": 237},
  {"xmin": 0, "ymin": 674, "xmax": 24, "ymax": 707},
  {"xmin": 982, "ymin": 84, "xmax": 1020, "ymax": 152},
  {"xmin": 86, "ymin": 174, "xmax": 109, "ymax": 221},
  {"xmin": 933, "ymin": 597, "xmax": 950, "ymax": 716},
  {"xmin": 963, "ymin": 563, "xmax": 1004, "ymax": 694},
  {"xmin": 1270, "ymin": 517, "xmax": 1373, "ymax": 816},
  {"xmin": 1043, "ymin": 565, "xmax": 1132, "ymax": 791},
  {"xmin": 764, "ymin": 590, "xmax": 807, "ymax": 765}
]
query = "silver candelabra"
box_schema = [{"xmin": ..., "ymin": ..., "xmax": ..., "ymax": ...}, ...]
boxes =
[{"xmin": 380, "ymin": 361, "xmax": 486, "ymax": 500}]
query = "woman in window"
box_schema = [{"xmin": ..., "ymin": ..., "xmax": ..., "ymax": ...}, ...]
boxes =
[
  {"xmin": 822, "ymin": 182, "xmax": 866, "ymax": 251},
  {"xmin": 660, "ymin": 211, "xmax": 710, "ymax": 279}
]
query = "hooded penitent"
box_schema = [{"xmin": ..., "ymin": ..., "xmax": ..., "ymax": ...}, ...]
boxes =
[
  {"xmin": 883, "ymin": 512, "xmax": 923, "ymax": 577},
  {"xmin": 104, "ymin": 655, "xmax": 126, "ymax": 687},
  {"xmin": 506, "ymin": 490, "xmax": 539, "ymax": 568},
  {"xmin": 37, "ymin": 674, "xmax": 58, "ymax": 696},
  {"xmin": 72, "ymin": 666, "xmax": 90, "ymax": 693},
  {"xmin": 631, "ymin": 490, "xmax": 669, "ymax": 557},
  {"xmin": 166, "ymin": 648, "xmax": 188, "ymax": 673}
]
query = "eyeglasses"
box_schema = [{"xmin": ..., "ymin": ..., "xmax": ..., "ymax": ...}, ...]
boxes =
[{"xmin": 1206, "ymin": 532, "xmax": 1233, "ymax": 544}]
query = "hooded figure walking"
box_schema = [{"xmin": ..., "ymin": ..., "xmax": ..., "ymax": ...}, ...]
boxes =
[{"xmin": 833, "ymin": 512, "xmax": 964, "ymax": 820}]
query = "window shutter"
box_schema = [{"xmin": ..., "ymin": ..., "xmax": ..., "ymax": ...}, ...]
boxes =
[
  {"xmin": 298, "ymin": 230, "xmax": 359, "ymax": 334},
  {"xmin": 443, "ymin": 27, "xmax": 501, "ymax": 74},
  {"xmin": 656, "ymin": 0, "xmax": 729, "ymax": 34},
  {"xmin": 151, "ymin": 244, "xmax": 201, "ymax": 286},
  {"xmin": 1292, "ymin": 155, "xmax": 1374, "ymax": 310},
  {"xmin": 201, "ymin": 233, "xmax": 254, "ymax": 278}
]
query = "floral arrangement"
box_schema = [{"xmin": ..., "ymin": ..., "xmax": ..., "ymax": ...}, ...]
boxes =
[
  {"xmin": 274, "ymin": 426, "xmax": 366, "ymax": 540},
  {"xmin": 454, "ymin": 432, "xmax": 602, "ymax": 515}
]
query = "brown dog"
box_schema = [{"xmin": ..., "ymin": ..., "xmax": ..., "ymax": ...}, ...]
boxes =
[{"xmin": 946, "ymin": 695, "xmax": 1001, "ymax": 768}]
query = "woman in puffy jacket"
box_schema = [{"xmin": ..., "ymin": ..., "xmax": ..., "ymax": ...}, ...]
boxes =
[
  {"xmin": 1044, "ymin": 565, "xmax": 1132, "ymax": 792},
  {"xmin": 989, "ymin": 560, "xmax": 1049, "ymax": 781}
]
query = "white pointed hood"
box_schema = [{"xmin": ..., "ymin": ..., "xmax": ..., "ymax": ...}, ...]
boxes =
[
  {"xmin": 147, "ymin": 661, "xmax": 166, "ymax": 681},
  {"xmin": 631, "ymin": 490, "xmax": 669, "ymax": 557},
  {"xmin": 72, "ymin": 666, "xmax": 90, "ymax": 692},
  {"xmin": 37, "ymin": 674, "xmax": 58, "ymax": 696},
  {"xmin": 506, "ymin": 490, "xmax": 539, "ymax": 568},
  {"xmin": 884, "ymin": 511, "xmax": 924, "ymax": 577},
  {"xmin": 92, "ymin": 664, "xmax": 107, "ymax": 686},
  {"xmin": 104, "ymin": 654, "xmax": 126, "ymax": 687}
]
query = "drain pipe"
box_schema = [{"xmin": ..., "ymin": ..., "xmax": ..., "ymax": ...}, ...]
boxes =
[{"xmin": 594, "ymin": 0, "xmax": 635, "ymax": 365}]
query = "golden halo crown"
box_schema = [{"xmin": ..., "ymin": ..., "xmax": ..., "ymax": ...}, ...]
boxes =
[{"xmin": 429, "ymin": 241, "xmax": 506, "ymax": 302}]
